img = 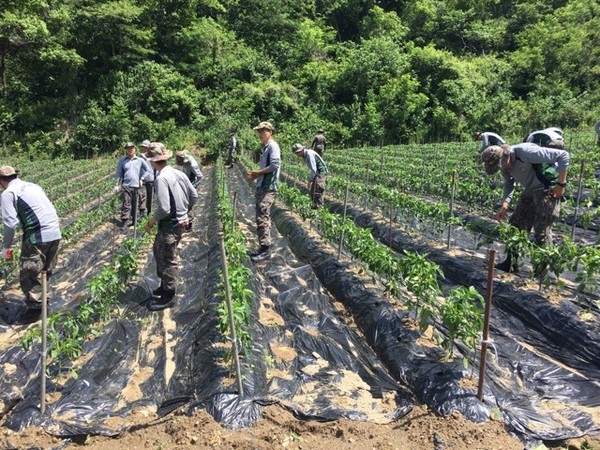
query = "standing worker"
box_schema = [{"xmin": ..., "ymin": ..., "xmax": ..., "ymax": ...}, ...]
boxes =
[
  {"xmin": 0, "ymin": 166, "xmax": 61, "ymax": 310},
  {"xmin": 292, "ymin": 143, "xmax": 329, "ymax": 209},
  {"xmin": 480, "ymin": 143, "xmax": 569, "ymax": 272},
  {"xmin": 473, "ymin": 131, "xmax": 505, "ymax": 153},
  {"xmin": 175, "ymin": 150, "xmax": 203, "ymax": 188},
  {"xmin": 144, "ymin": 147, "xmax": 198, "ymax": 311},
  {"xmin": 311, "ymin": 129, "xmax": 327, "ymax": 156},
  {"xmin": 115, "ymin": 142, "xmax": 149, "ymax": 228},
  {"xmin": 247, "ymin": 121, "xmax": 281, "ymax": 262},
  {"xmin": 225, "ymin": 132, "xmax": 237, "ymax": 168},
  {"xmin": 139, "ymin": 140, "xmax": 155, "ymax": 214}
]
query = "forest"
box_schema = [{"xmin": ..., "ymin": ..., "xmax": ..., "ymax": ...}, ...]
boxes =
[{"xmin": 1, "ymin": 0, "xmax": 599, "ymax": 157}]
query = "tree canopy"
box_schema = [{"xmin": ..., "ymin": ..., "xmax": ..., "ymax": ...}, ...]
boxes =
[{"xmin": 1, "ymin": 0, "xmax": 599, "ymax": 155}]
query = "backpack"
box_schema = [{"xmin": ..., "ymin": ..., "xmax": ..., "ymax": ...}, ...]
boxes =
[
  {"xmin": 515, "ymin": 148, "xmax": 559, "ymax": 188},
  {"xmin": 532, "ymin": 162, "xmax": 559, "ymax": 188}
]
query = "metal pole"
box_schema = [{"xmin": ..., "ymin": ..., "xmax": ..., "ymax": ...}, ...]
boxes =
[
  {"xmin": 133, "ymin": 189, "xmax": 138, "ymax": 240},
  {"xmin": 40, "ymin": 270, "xmax": 48, "ymax": 414},
  {"xmin": 338, "ymin": 184, "xmax": 350, "ymax": 259},
  {"xmin": 218, "ymin": 233, "xmax": 244, "ymax": 396},
  {"xmin": 477, "ymin": 249, "xmax": 495, "ymax": 402},
  {"xmin": 447, "ymin": 171, "xmax": 457, "ymax": 249},
  {"xmin": 571, "ymin": 160, "xmax": 585, "ymax": 240},
  {"xmin": 232, "ymin": 192, "xmax": 237, "ymax": 233}
]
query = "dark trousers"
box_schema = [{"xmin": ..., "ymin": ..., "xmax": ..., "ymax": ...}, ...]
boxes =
[
  {"xmin": 153, "ymin": 228, "xmax": 183, "ymax": 294},
  {"xmin": 20, "ymin": 239, "xmax": 60, "ymax": 301},
  {"xmin": 145, "ymin": 182, "xmax": 154, "ymax": 213},
  {"xmin": 509, "ymin": 189, "xmax": 560, "ymax": 245}
]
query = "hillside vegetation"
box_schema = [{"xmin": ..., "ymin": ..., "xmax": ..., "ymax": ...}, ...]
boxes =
[{"xmin": 1, "ymin": 0, "xmax": 599, "ymax": 156}]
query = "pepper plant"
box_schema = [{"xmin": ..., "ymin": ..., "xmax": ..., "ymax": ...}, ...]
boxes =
[{"xmin": 440, "ymin": 286, "xmax": 484, "ymax": 369}]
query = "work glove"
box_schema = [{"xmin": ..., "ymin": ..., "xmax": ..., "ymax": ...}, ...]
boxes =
[
  {"xmin": 0, "ymin": 249, "xmax": 13, "ymax": 260},
  {"xmin": 114, "ymin": 184, "xmax": 121, "ymax": 194}
]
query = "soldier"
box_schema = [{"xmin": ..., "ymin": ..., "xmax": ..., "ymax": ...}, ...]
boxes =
[
  {"xmin": 247, "ymin": 121, "xmax": 281, "ymax": 261},
  {"xmin": 292, "ymin": 143, "xmax": 329, "ymax": 209},
  {"xmin": 139, "ymin": 140, "xmax": 155, "ymax": 213},
  {"xmin": 0, "ymin": 166, "xmax": 61, "ymax": 309},
  {"xmin": 225, "ymin": 132, "xmax": 237, "ymax": 168},
  {"xmin": 481, "ymin": 143, "xmax": 569, "ymax": 272},
  {"xmin": 175, "ymin": 150, "xmax": 203, "ymax": 188},
  {"xmin": 144, "ymin": 147, "xmax": 198, "ymax": 311},
  {"xmin": 311, "ymin": 129, "xmax": 327, "ymax": 156},
  {"xmin": 114, "ymin": 142, "xmax": 149, "ymax": 228}
]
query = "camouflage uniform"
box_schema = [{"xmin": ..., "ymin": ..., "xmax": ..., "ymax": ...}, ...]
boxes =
[
  {"xmin": 20, "ymin": 240, "xmax": 60, "ymax": 302},
  {"xmin": 509, "ymin": 190, "xmax": 560, "ymax": 245},
  {"xmin": 256, "ymin": 189, "xmax": 275, "ymax": 247},
  {"xmin": 153, "ymin": 228, "xmax": 183, "ymax": 295},
  {"xmin": 311, "ymin": 133, "xmax": 327, "ymax": 156},
  {"xmin": 311, "ymin": 174, "xmax": 327, "ymax": 208}
]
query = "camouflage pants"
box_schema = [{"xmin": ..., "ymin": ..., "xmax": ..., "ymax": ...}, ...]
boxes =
[
  {"xmin": 153, "ymin": 228, "xmax": 183, "ymax": 294},
  {"xmin": 509, "ymin": 189, "xmax": 560, "ymax": 245},
  {"xmin": 120, "ymin": 186, "xmax": 144, "ymax": 223},
  {"xmin": 255, "ymin": 189, "xmax": 275, "ymax": 247},
  {"xmin": 138, "ymin": 184, "xmax": 147, "ymax": 216},
  {"xmin": 310, "ymin": 174, "xmax": 326, "ymax": 208},
  {"xmin": 314, "ymin": 145, "xmax": 324, "ymax": 157},
  {"xmin": 20, "ymin": 239, "xmax": 60, "ymax": 301}
]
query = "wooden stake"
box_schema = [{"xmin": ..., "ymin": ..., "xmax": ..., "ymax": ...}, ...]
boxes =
[{"xmin": 477, "ymin": 249, "xmax": 495, "ymax": 402}]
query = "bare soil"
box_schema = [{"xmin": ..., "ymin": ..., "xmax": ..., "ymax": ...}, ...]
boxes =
[{"xmin": 0, "ymin": 404, "xmax": 537, "ymax": 450}]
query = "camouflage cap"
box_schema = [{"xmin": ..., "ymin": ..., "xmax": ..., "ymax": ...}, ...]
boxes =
[
  {"xmin": 253, "ymin": 121, "xmax": 274, "ymax": 132},
  {"xmin": 125, "ymin": 142, "xmax": 136, "ymax": 149},
  {"xmin": 292, "ymin": 143, "xmax": 305, "ymax": 153},
  {"xmin": 141, "ymin": 139, "xmax": 151, "ymax": 148},
  {"xmin": 175, "ymin": 150, "xmax": 189, "ymax": 162},
  {"xmin": 480, "ymin": 145, "xmax": 505, "ymax": 175},
  {"xmin": 0, "ymin": 166, "xmax": 17, "ymax": 177}
]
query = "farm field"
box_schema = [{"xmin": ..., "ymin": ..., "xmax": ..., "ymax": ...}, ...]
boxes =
[{"xmin": 0, "ymin": 144, "xmax": 599, "ymax": 450}]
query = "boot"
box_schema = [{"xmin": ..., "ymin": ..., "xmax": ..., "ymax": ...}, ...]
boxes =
[
  {"xmin": 250, "ymin": 245, "xmax": 271, "ymax": 262},
  {"xmin": 495, "ymin": 251, "xmax": 518, "ymax": 273}
]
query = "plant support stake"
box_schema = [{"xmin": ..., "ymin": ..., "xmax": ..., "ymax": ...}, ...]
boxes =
[
  {"xmin": 477, "ymin": 249, "xmax": 495, "ymax": 402},
  {"xmin": 446, "ymin": 171, "xmax": 457, "ymax": 249},
  {"xmin": 571, "ymin": 160, "xmax": 585, "ymax": 240},
  {"xmin": 232, "ymin": 192, "xmax": 237, "ymax": 232},
  {"xmin": 338, "ymin": 184, "xmax": 350, "ymax": 259},
  {"xmin": 218, "ymin": 232, "xmax": 244, "ymax": 397},
  {"xmin": 40, "ymin": 270, "xmax": 48, "ymax": 414}
]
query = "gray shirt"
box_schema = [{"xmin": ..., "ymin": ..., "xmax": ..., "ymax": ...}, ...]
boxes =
[
  {"xmin": 256, "ymin": 139, "xmax": 281, "ymax": 191},
  {"xmin": 115, "ymin": 155, "xmax": 149, "ymax": 188},
  {"xmin": 501, "ymin": 143, "xmax": 569, "ymax": 204},
  {"xmin": 153, "ymin": 166, "xmax": 199, "ymax": 230},
  {"xmin": 303, "ymin": 149, "xmax": 329, "ymax": 180},
  {"xmin": 2, "ymin": 178, "xmax": 61, "ymax": 247}
]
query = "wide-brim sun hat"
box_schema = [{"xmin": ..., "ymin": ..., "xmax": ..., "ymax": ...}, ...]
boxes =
[{"xmin": 149, "ymin": 148, "xmax": 173, "ymax": 162}]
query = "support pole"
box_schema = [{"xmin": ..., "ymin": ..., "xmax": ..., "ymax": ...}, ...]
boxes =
[
  {"xmin": 40, "ymin": 270, "xmax": 48, "ymax": 414},
  {"xmin": 446, "ymin": 171, "xmax": 457, "ymax": 249},
  {"xmin": 232, "ymin": 192, "xmax": 237, "ymax": 233},
  {"xmin": 477, "ymin": 249, "xmax": 495, "ymax": 402},
  {"xmin": 338, "ymin": 184, "xmax": 350, "ymax": 259},
  {"xmin": 218, "ymin": 233, "xmax": 244, "ymax": 397},
  {"xmin": 571, "ymin": 160, "xmax": 585, "ymax": 240}
]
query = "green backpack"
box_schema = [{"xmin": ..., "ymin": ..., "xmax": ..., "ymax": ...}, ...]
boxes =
[{"xmin": 532, "ymin": 163, "xmax": 559, "ymax": 188}]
